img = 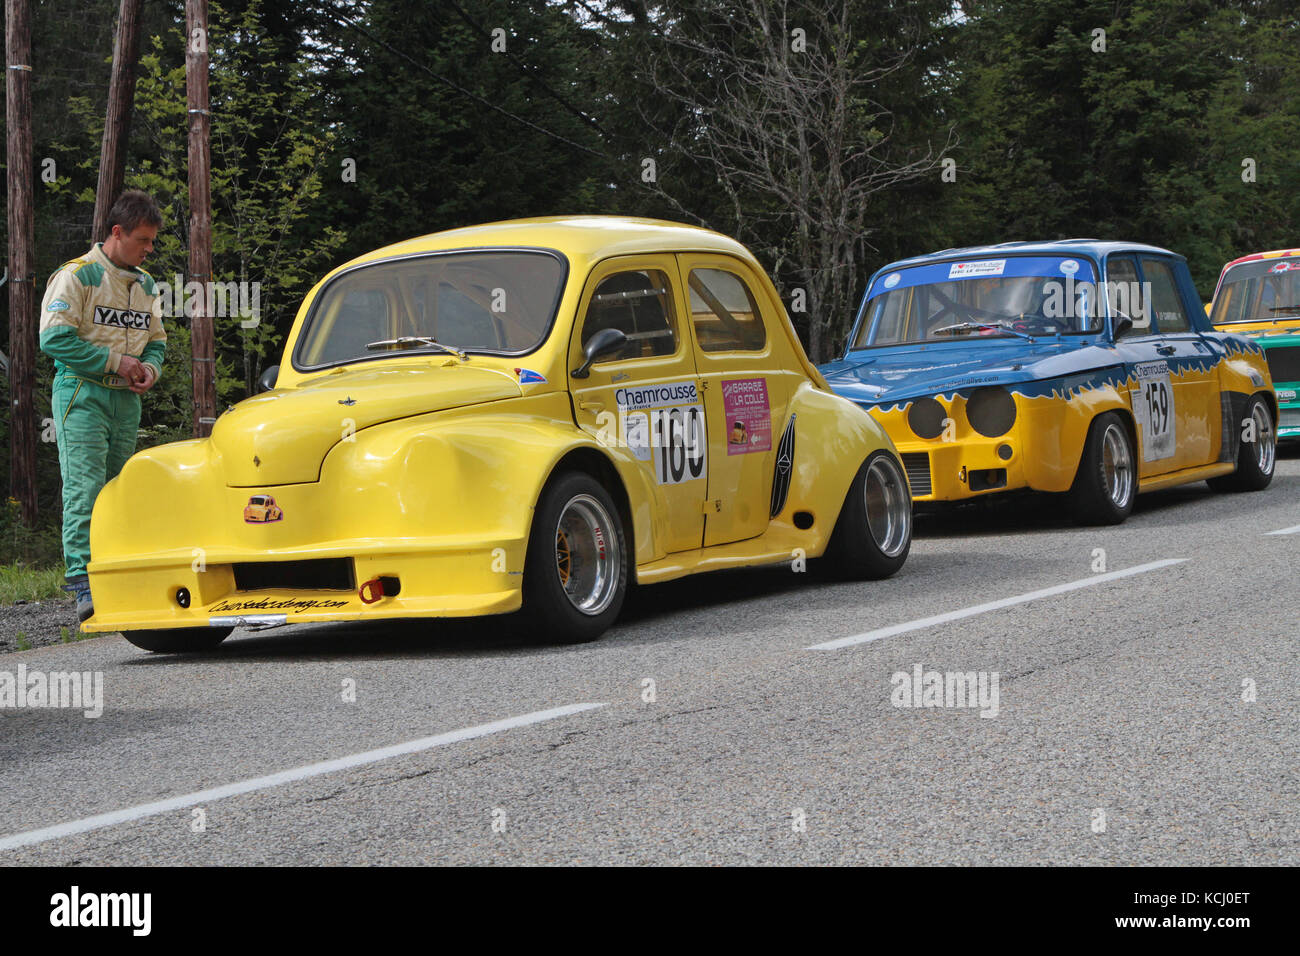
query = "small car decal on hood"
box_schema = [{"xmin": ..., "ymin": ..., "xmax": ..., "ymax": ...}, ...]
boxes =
[{"xmin": 244, "ymin": 495, "xmax": 283, "ymax": 523}]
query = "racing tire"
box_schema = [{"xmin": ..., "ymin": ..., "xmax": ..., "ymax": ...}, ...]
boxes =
[
  {"xmin": 1069, "ymin": 412, "xmax": 1136, "ymax": 525},
  {"xmin": 1207, "ymin": 394, "xmax": 1275, "ymax": 493},
  {"xmin": 823, "ymin": 450, "xmax": 912, "ymax": 580},
  {"xmin": 523, "ymin": 471, "xmax": 628, "ymax": 644},
  {"xmin": 121, "ymin": 627, "xmax": 233, "ymax": 653}
]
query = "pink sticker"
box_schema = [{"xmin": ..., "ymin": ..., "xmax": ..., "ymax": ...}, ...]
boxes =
[{"xmin": 722, "ymin": 378, "xmax": 771, "ymax": 455}]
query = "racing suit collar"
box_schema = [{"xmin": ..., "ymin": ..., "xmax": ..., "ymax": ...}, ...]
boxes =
[{"xmin": 90, "ymin": 242, "xmax": 146, "ymax": 282}]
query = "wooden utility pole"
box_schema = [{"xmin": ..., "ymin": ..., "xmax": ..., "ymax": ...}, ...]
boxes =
[
  {"xmin": 91, "ymin": 0, "xmax": 144, "ymax": 243},
  {"xmin": 6, "ymin": 0, "xmax": 38, "ymax": 524},
  {"xmin": 185, "ymin": 0, "xmax": 216, "ymax": 437}
]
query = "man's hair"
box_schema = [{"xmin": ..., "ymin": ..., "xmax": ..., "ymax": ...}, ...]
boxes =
[{"xmin": 105, "ymin": 189, "xmax": 162, "ymax": 237}]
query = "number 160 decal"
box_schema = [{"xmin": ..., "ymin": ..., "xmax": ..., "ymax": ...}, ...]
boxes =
[{"xmin": 650, "ymin": 404, "xmax": 707, "ymax": 484}]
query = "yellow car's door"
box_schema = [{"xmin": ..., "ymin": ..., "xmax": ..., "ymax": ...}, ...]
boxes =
[
  {"xmin": 568, "ymin": 256, "xmax": 707, "ymax": 555},
  {"xmin": 675, "ymin": 253, "xmax": 796, "ymax": 548}
]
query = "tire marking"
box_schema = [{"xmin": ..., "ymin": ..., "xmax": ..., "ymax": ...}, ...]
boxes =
[
  {"xmin": 1264, "ymin": 524, "xmax": 1300, "ymax": 536},
  {"xmin": 807, "ymin": 559, "xmax": 1186, "ymax": 651},
  {"xmin": 0, "ymin": 702, "xmax": 607, "ymax": 852}
]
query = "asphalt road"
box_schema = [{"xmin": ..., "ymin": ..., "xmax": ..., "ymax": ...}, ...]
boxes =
[{"xmin": 1, "ymin": 449, "xmax": 1296, "ymax": 866}]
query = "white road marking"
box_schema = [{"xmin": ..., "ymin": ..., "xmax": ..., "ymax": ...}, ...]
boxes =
[
  {"xmin": 0, "ymin": 702, "xmax": 606, "ymax": 852},
  {"xmin": 1263, "ymin": 524, "xmax": 1300, "ymax": 536},
  {"xmin": 808, "ymin": 559, "xmax": 1187, "ymax": 651}
]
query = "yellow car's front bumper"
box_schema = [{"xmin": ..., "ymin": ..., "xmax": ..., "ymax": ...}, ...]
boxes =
[{"xmin": 82, "ymin": 537, "xmax": 526, "ymax": 633}]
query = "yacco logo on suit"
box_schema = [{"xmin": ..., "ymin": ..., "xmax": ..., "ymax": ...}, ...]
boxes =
[{"xmin": 92, "ymin": 305, "xmax": 151, "ymax": 330}]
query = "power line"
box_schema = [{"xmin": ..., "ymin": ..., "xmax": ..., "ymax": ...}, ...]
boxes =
[
  {"xmin": 307, "ymin": 0, "xmax": 607, "ymax": 160},
  {"xmin": 441, "ymin": 0, "xmax": 613, "ymax": 142}
]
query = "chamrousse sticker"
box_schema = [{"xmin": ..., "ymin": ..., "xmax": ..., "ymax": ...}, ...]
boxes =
[
  {"xmin": 883, "ymin": 272, "xmax": 902, "ymax": 289},
  {"xmin": 615, "ymin": 381, "xmax": 707, "ymax": 485},
  {"xmin": 948, "ymin": 260, "xmax": 1006, "ymax": 279},
  {"xmin": 722, "ymin": 378, "xmax": 772, "ymax": 456},
  {"xmin": 1059, "ymin": 259, "xmax": 1080, "ymax": 275}
]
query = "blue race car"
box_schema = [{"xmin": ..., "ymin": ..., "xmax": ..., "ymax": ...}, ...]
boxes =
[{"xmin": 819, "ymin": 241, "xmax": 1277, "ymax": 524}]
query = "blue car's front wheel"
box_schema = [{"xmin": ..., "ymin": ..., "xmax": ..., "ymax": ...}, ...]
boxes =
[{"xmin": 1070, "ymin": 412, "xmax": 1136, "ymax": 525}]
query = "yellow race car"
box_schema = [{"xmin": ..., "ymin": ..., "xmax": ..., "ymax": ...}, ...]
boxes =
[{"xmin": 84, "ymin": 217, "xmax": 912, "ymax": 651}]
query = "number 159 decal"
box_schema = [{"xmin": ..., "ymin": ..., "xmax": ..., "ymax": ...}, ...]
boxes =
[{"xmin": 1133, "ymin": 361, "xmax": 1176, "ymax": 461}]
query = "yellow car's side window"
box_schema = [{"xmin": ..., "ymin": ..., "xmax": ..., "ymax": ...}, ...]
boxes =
[
  {"xmin": 580, "ymin": 269, "xmax": 678, "ymax": 362},
  {"xmin": 687, "ymin": 268, "xmax": 767, "ymax": 352}
]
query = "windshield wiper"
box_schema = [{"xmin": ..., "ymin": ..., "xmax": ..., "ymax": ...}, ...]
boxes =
[
  {"xmin": 364, "ymin": 336, "xmax": 466, "ymax": 360},
  {"xmin": 930, "ymin": 321, "xmax": 1034, "ymax": 341}
]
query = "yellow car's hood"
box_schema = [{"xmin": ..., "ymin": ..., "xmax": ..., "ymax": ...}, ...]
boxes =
[{"xmin": 214, "ymin": 362, "xmax": 523, "ymax": 486}]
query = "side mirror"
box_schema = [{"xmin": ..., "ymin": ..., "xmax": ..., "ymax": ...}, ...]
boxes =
[
  {"xmin": 1112, "ymin": 315, "xmax": 1134, "ymax": 340},
  {"xmin": 258, "ymin": 365, "xmax": 280, "ymax": 392},
  {"xmin": 571, "ymin": 328, "xmax": 628, "ymax": 379}
]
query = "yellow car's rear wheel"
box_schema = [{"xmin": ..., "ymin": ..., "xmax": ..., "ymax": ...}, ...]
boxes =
[
  {"xmin": 524, "ymin": 471, "xmax": 627, "ymax": 643},
  {"xmin": 824, "ymin": 450, "xmax": 912, "ymax": 579}
]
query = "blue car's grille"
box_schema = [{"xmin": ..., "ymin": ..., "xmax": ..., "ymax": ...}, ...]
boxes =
[{"xmin": 900, "ymin": 452, "xmax": 932, "ymax": 497}]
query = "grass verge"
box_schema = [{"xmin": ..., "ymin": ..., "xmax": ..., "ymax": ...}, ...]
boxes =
[{"xmin": 0, "ymin": 564, "xmax": 67, "ymax": 605}]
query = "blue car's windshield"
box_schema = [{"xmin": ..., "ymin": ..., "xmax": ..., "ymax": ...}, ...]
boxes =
[{"xmin": 852, "ymin": 255, "xmax": 1103, "ymax": 349}]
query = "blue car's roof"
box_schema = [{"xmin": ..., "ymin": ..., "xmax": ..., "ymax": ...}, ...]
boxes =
[{"xmin": 880, "ymin": 239, "xmax": 1182, "ymax": 272}]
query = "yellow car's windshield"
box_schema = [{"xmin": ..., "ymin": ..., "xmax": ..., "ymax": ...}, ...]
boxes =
[
  {"xmin": 1212, "ymin": 257, "xmax": 1300, "ymax": 324},
  {"xmin": 294, "ymin": 250, "xmax": 566, "ymax": 368}
]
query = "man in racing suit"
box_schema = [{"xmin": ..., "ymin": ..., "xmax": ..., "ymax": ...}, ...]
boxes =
[{"xmin": 38, "ymin": 190, "xmax": 166, "ymax": 622}]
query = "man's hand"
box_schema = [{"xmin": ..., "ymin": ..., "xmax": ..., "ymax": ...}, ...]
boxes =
[
  {"xmin": 129, "ymin": 363, "xmax": 157, "ymax": 394},
  {"xmin": 117, "ymin": 354, "xmax": 147, "ymax": 387}
]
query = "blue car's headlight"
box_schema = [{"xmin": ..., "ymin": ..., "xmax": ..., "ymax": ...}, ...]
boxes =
[{"xmin": 966, "ymin": 386, "xmax": 1016, "ymax": 438}]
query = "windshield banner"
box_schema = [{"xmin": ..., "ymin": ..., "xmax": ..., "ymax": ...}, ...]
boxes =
[{"xmin": 868, "ymin": 256, "xmax": 1098, "ymax": 301}]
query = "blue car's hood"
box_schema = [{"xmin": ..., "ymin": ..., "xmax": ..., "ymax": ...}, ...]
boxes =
[{"xmin": 820, "ymin": 338, "xmax": 1121, "ymax": 406}]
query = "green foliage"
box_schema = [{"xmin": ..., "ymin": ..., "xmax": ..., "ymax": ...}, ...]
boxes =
[
  {"xmin": 0, "ymin": 563, "xmax": 67, "ymax": 605},
  {"xmin": 945, "ymin": 0, "xmax": 1300, "ymax": 297},
  {"xmin": 310, "ymin": 0, "xmax": 618, "ymax": 261},
  {"xmin": 0, "ymin": 499, "xmax": 64, "ymax": 568},
  {"xmin": 14, "ymin": 633, "xmax": 32, "ymax": 652},
  {"xmin": 126, "ymin": 1, "xmax": 348, "ymax": 399}
]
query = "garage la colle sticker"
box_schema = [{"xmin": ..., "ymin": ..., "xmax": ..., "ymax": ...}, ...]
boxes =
[{"xmin": 615, "ymin": 381, "xmax": 707, "ymax": 485}]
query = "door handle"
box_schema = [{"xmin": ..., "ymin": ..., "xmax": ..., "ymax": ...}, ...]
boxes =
[
  {"xmin": 1156, "ymin": 345, "xmax": 1176, "ymax": 355},
  {"xmin": 578, "ymin": 400, "xmax": 605, "ymax": 413}
]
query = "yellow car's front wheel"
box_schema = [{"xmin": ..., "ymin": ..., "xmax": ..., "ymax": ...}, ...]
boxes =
[{"xmin": 524, "ymin": 472, "xmax": 628, "ymax": 644}]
